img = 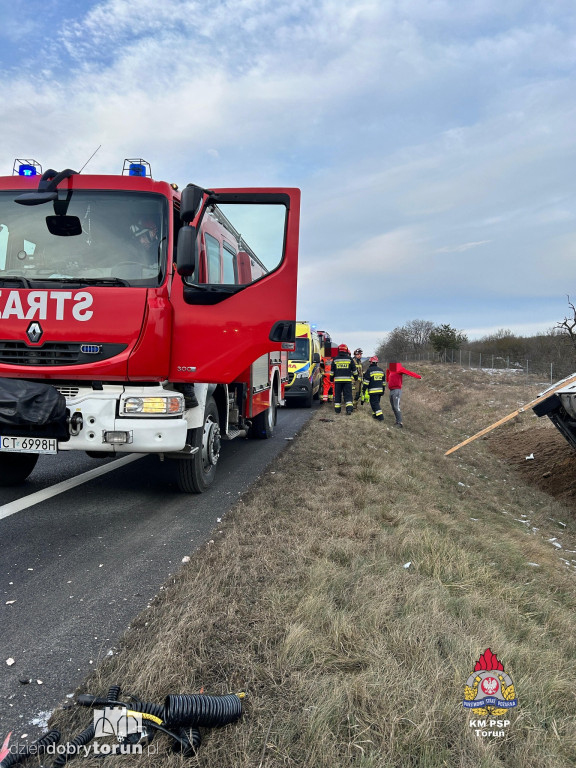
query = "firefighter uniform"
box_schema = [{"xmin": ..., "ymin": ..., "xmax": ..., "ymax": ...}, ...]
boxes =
[
  {"xmin": 330, "ymin": 346, "xmax": 357, "ymax": 414},
  {"xmin": 352, "ymin": 348, "xmax": 364, "ymax": 407},
  {"xmin": 363, "ymin": 357, "xmax": 386, "ymax": 420}
]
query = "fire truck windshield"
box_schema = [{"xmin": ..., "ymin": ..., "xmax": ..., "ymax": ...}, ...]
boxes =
[{"xmin": 0, "ymin": 191, "xmax": 167, "ymax": 287}]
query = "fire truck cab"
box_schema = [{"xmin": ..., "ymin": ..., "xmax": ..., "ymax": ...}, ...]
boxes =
[{"xmin": 0, "ymin": 160, "xmax": 299, "ymax": 492}]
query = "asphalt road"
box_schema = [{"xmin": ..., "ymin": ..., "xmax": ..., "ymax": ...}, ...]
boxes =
[{"xmin": 0, "ymin": 404, "xmax": 315, "ymax": 739}]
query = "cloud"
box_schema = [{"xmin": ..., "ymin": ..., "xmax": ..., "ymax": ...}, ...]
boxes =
[
  {"xmin": 0, "ymin": 0, "xmax": 574, "ymax": 356},
  {"xmin": 435, "ymin": 241, "xmax": 491, "ymax": 254}
]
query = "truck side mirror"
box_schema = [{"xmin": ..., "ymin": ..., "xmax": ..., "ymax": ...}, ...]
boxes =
[
  {"xmin": 176, "ymin": 225, "xmax": 197, "ymax": 277},
  {"xmin": 180, "ymin": 185, "xmax": 205, "ymax": 223},
  {"xmin": 313, "ymin": 353, "xmax": 321, "ymax": 364}
]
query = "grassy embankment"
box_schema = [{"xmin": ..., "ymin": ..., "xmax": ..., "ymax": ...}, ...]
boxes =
[{"xmin": 51, "ymin": 365, "xmax": 576, "ymax": 767}]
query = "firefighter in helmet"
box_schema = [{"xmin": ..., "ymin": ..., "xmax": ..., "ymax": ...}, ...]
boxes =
[
  {"xmin": 352, "ymin": 348, "xmax": 364, "ymax": 407},
  {"xmin": 362, "ymin": 356, "xmax": 386, "ymax": 421},
  {"xmin": 130, "ymin": 218, "xmax": 159, "ymax": 251},
  {"xmin": 128, "ymin": 218, "xmax": 160, "ymax": 271},
  {"xmin": 330, "ymin": 344, "xmax": 357, "ymax": 415}
]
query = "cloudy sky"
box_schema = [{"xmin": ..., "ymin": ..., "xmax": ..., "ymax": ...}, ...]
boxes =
[{"xmin": 0, "ymin": 0, "xmax": 574, "ymax": 354}]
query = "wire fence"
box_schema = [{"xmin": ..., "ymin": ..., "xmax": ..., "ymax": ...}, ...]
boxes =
[{"xmin": 397, "ymin": 349, "xmax": 576, "ymax": 385}]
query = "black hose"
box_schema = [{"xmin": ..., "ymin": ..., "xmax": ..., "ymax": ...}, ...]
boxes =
[
  {"xmin": 164, "ymin": 694, "xmax": 243, "ymax": 728},
  {"xmin": 72, "ymin": 688, "xmax": 242, "ymax": 760},
  {"xmin": 75, "ymin": 694, "xmax": 114, "ymax": 708},
  {"xmin": 106, "ymin": 685, "xmax": 121, "ymax": 702},
  {"xmin": 125, "ymin": 697, "xmax": 164, "ymax": 720},
  {"xmin": 51, "ymin": 724, "xmax": 95, "ymax": 768},
  {"xmin": 0, "ymin": 730, "xmax": 60, "ymax": 768},
  {"xmin": 76, "ymin": 692, "xmax": 164, "ymax": 720}
]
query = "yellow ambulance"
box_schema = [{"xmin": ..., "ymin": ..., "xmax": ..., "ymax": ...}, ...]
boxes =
[{"xmin": 284, "ymin": 322, "xmax": 322, "ymax": 407}]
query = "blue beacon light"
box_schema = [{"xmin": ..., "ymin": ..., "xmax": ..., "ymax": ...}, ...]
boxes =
[
  {"xmin": 19, "ymin": 164, "xmax": 37, "ymax": 177},
  {"xmin": 128, "ymin": 163, "xmax": 146, "ymax": 177}
]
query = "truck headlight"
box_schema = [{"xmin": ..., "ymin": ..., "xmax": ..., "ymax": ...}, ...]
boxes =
[
  {"xmin": 122, "ymin": 396, "xmax": 184, "ymax": 415},
  {"xmin": 295, "ymin": 371, "xmax": 309, "ymax": 379}
]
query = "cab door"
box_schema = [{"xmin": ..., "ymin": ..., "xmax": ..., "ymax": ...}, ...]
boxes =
[{"xmin": 169, "ymin": 188, "xmax": 300, "ymax": 384}]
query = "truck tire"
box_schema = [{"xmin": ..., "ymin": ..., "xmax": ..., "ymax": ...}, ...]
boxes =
[
  {"xmin": 303, "ymin": 388, "xmax": 313, "ymax": 408},
  {"xmin": 0, "ymin": 452, "xmax": 39, "ymax": 486},
  {"xmin": 251, "ymin": 390, "xmax": 278, "ymax": 439},
  {"xmin": 176, "ymin": 396, "xmax": 221, "ymax": 493}
]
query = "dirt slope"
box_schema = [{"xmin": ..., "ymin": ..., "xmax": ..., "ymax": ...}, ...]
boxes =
[{"xmin": 489, "ymin": 420, "xmax": 576, "ymax": 506}]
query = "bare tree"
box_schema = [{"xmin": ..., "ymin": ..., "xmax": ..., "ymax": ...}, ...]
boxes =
[
  {"xmin": 557, "ymin": 296, "xmax": 576, "ymax": 358},
  {"xmin": 405, "ymin": 319, "xmax": 434, "ymax": 349},
  {"xmin": 376, "ymin": 325, "xmax": 412, "ymax": 361}
]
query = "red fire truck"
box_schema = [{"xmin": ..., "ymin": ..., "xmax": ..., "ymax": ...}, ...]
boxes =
[{"xmin": 0, "ymin": 159, "xmax": 299, "ymax": 492}]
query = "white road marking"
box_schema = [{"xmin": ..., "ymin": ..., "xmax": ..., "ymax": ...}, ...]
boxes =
[{"xmin": 0, "ymin": 454, "xmax": 144, "ymax": 520}]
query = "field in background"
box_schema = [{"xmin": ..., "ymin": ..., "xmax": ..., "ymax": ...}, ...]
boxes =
[{"xmin": 51, "ymin": 365, "xmax": 576, "ymax": 767}]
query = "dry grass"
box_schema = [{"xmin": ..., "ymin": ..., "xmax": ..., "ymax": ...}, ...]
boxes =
[{"xmin": 50, "ymin": 365, "xmax": 576, "ymax": 767}]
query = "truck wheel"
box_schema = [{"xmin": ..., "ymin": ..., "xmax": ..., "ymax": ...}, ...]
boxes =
[
  {"xmin": 251, "ymin": 390, "xmax": 278, "ymax": 439},
  {"xmin": 303, "ymin": 389, "xmax": 313, "ymax": 408},
  {"xmin": 176, "ymin": 396, "xmax": 221, "ymax": 493},
  {"xmin": 0, "ymin": 453, "xmax": 39, "ymax": 486}
]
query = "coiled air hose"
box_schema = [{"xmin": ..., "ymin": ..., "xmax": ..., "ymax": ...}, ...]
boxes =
[
  {"xmin": 0, "ymin": 685, "xmax": 243, "ymax": 767},
  {"xmin": 164, "ymin": 693, "xmax": 244, "ymax": 728},
  {"xmin": 74, "ymin": 685, "xmax": 246, "ymax": 758},
  {"xmin": 0, "ymin": 729, "xmax": 60, "ymax": 768},
  {"xmin": 51, "ymin": 724, "xmax": 95, "ymax": 768}
]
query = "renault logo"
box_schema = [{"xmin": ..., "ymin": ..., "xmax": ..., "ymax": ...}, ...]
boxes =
[{"xmin": 26, "ymin": 321, "xmax": 43, "ymax": 343}]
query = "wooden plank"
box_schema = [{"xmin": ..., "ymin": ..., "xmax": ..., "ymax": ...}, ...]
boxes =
[{"xmin": 445, "ymin": 373, "xmax": 576, "ymax": 456}]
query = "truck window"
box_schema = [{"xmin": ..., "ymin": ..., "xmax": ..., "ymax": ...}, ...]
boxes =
[
  {"xmin": 205, "ymin": 233, "xmax": 221, "ymax": 283},
  {"xmin": 185, "ymin": 203, "xmax": 286, "ymax": 291},
  {"xmin": 222, "ymin": 242, "xmax": 236, "ymax": 283}
]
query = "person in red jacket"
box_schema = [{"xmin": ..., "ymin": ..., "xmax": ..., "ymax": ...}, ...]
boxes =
[{"xmin": 386, "ymin": 362, "xmax": 421, "ymax": 428}]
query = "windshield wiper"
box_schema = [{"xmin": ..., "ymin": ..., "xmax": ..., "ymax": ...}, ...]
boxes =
[
  {"xmin": 38, "ymin": 277, "xmax": 130, "ymax": 287},
  {"xmin": 0, "ymin": 275, "xmax": 33, "ymax": 288}
]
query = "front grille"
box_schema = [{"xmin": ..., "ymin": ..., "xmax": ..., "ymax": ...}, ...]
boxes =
[
  {"xmin": 54, "ymin": 386, "xmax": 80, "ymax": 398},
  {"xmin": 0, "ymin": 341, "xmax": 127, "ymax": 366}
]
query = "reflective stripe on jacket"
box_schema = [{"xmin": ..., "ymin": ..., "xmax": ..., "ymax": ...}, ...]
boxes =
[
  {"xmin": 363, "ymin": 364, "xmax": 386, "ymax": 394},
  {"xmin": 330, "ymin": 354, "xmax": 357, "ymax": 382}
]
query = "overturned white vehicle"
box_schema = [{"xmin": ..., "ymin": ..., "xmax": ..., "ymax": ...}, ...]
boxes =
[{"xmin": 533, "ymin": 373, "xmax": 576, "ymax": 450}]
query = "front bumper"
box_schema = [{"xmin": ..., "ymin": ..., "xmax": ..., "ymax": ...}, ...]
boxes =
[
  {"xmin": 285, "ymin": 378, "xmax": 312, "ymax": 399},
  {"xmin": 59, "ymin": 385, "xmax": 188, "ymax": 453}
]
